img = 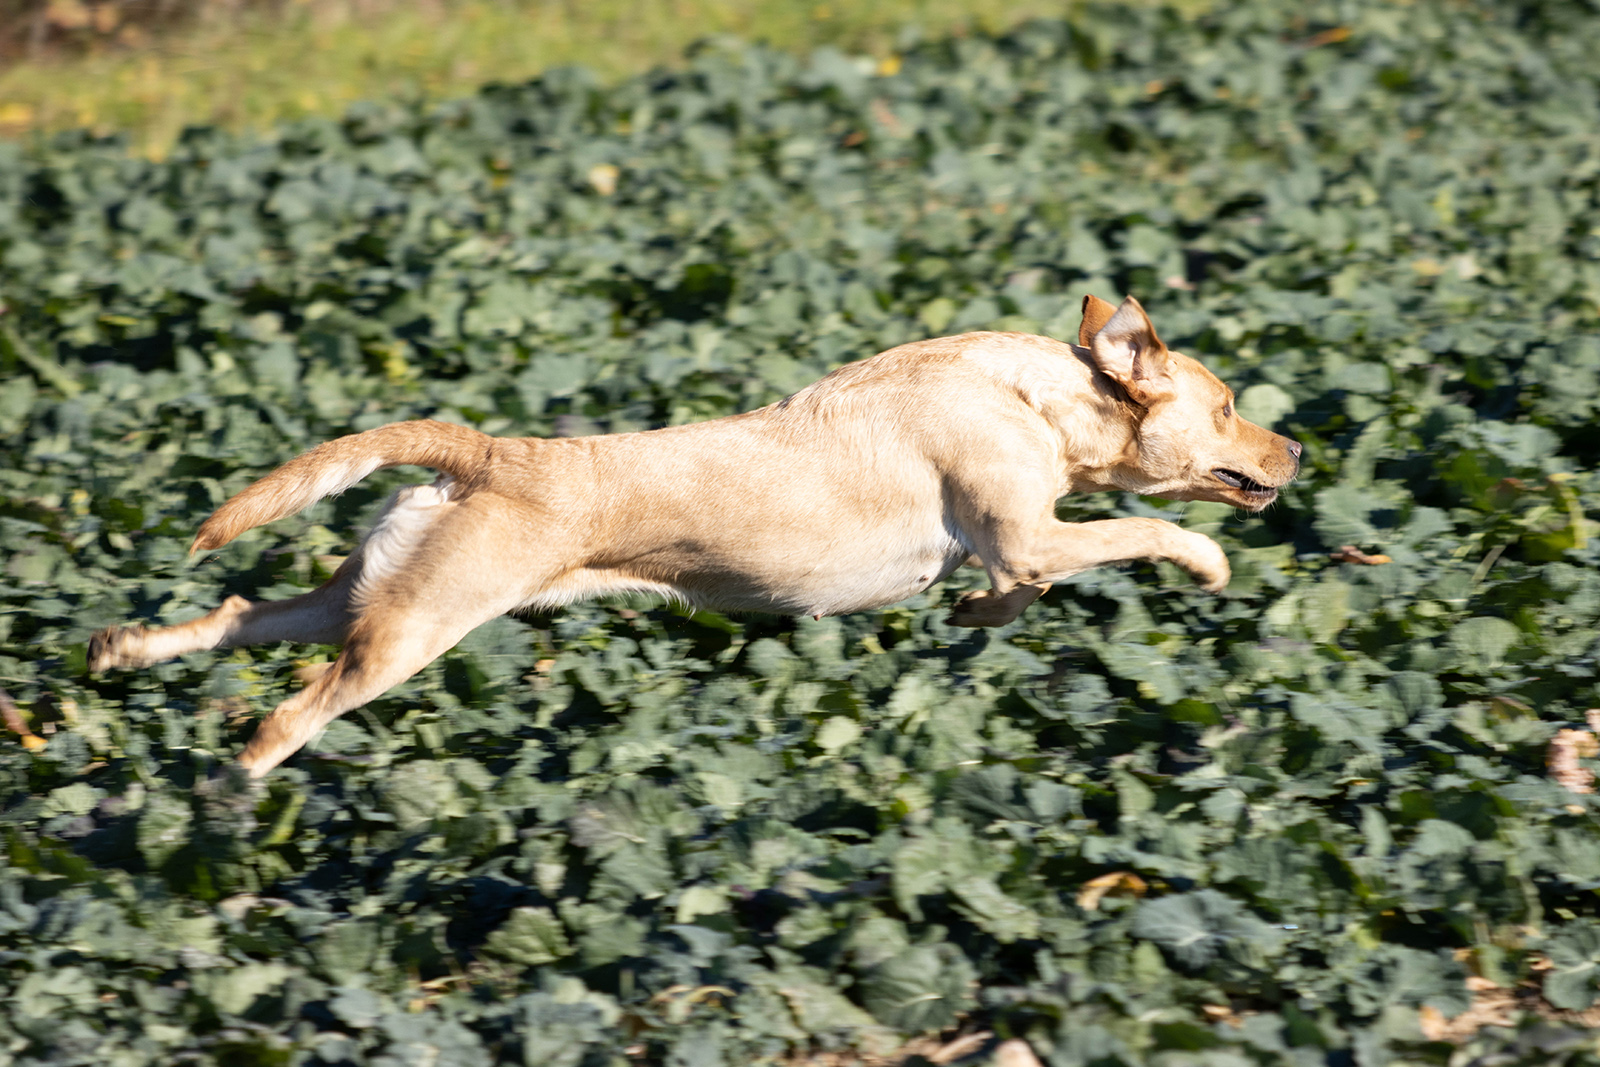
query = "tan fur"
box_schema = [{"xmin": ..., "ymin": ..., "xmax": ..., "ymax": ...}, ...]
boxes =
[{"xmin": 90, "ymin": 296, "xmax": 1300, "ymax": 777}]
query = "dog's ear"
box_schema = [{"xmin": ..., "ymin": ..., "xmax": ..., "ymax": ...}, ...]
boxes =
[
  {"xmin": 1078, "ymin": 294, "xmax": 1119, "ymax": 348},
  {"xmin": 1089, "ymin": 296, "xmax": 1173, "ymax": 405}
]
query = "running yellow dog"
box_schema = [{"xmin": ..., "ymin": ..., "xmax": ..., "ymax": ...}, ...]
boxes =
[{"xmin": 91, "ymin": 295, "xmax": 1300, "ymax": 776}]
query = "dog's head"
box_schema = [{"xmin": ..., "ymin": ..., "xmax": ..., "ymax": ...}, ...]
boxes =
[{"xmin": 1077, "ymin": 295, "xmax": 1301, "ymax": 511}]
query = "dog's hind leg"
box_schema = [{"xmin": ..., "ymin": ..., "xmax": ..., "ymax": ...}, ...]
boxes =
[
  {"xmin": 88, "ymin": 553, "xmax": 366, "ymax": 672},
  {"xmin": 90, "ymin": 478, "xmax": 465, "ymax": 673},
  {"xmin": 234, "ymin": 491, "xmax": 552, "ymax": 776},
  {"xmin": 234, "ymin": 592, "xmax": 521, "ymax": 776}
]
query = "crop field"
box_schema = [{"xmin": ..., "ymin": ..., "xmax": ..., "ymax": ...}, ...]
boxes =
[{"xmin": 4, "ymin": 0, "xmax": 1600, "ymax": 1063}]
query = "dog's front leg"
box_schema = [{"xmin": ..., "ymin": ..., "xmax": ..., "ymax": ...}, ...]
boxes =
[{"xmin": 949, "ymin": 516, "xmax": 1229, "ymax": 627}]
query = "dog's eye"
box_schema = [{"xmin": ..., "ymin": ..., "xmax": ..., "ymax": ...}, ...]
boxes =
[{"xmin": 1222, "ymin": 402, "xmax": 1234, "ymax": 419}]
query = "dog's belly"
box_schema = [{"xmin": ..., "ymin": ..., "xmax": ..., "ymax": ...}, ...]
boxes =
[
  {"xmin": 670, "ymin": 532, "xmax": 972, "ymax": 618},
  {"xmin": 522, "ymin": 516, "xmax": 971, "ymax": 619}
]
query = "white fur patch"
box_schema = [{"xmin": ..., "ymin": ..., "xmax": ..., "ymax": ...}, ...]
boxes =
[
  {"xmin": 307, "ymin": 455, "xmax": 382, "ymax": 506},
  {"xmin": 521, "ymin": 574, "xmax": 684, "ymax": 614},
  {"xmin": 351, "ymin": 478, "xmax": 453, "ymax": 605}
]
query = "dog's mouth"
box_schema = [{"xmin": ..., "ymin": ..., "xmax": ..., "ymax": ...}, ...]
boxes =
[{"xmin": 1213, "ymin": 468, "xmax": 1278, "ymax": 504}]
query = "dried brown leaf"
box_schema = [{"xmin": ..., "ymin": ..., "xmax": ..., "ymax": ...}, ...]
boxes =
[
  {"xmin": 1077, "ymin": 871, "xmax": 1148, "ymax": 911},
  {"xmin": 1330, "ymin": 545, "xmax": 1391, "ymax": 565}
]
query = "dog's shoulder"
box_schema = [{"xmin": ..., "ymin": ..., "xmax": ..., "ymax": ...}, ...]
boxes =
[
  {"xmin": 772, "ymin": 336, "xmax": 970, "ymax": 408},
  {"xmin": 766, "ymin": 331, "xmax": 1111, "ymax": 430},
  {"xmin": 941, "ymin": 331, "xmax": 1108, "ymax": 410},
  {"xmin": 817, "ymin": 331, "xmax": 1083, "ymax": 386},
  {"xmin": 881, "ymin": 330, "xmax": 1077, "ymax": 362}
]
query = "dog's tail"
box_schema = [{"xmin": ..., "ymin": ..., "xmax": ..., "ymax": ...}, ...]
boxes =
[{"xmin": 190, "ymin": 420, "xmax": 493, "ymax": 554}]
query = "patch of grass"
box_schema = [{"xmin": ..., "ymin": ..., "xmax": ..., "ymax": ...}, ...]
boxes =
[{"xmin": 0, "ymin": 0, "xmax": 1179, "ymax": 157}]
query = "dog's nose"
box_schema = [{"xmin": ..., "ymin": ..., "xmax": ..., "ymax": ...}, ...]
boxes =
[{"xmin": 1285, "ymin": 439, "xmax": 1303, "ymax": 461}]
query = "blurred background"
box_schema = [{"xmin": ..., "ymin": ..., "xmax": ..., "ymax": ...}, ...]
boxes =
[{"xmin": 0, "ymin": 0, "xmax": 1197, "ymax": 156}]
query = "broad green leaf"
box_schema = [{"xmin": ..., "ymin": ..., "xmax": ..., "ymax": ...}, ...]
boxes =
[
  {"xmin": 860, "ymin": 945, "xmax": 977, "ymax": 1032},
  {"xmin": 1132, "ymin": 890, "xmax": 1284, "ymax": 971},
  {"xmin": 1449, "ymin": 617, "xmax": 1521, "ymax": 669},
  {"xmin": 485, "ymin": 907, "xmax": 574, "ymax": 966}
]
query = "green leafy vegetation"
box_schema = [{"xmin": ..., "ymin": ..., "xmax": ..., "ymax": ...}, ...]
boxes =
[{"xmin": 4, "ymin": 0, "xmax": 1600, "ymax": 1063}]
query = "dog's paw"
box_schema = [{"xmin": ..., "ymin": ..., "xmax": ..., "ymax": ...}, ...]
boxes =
[
  {"xmin": 946, "ymin": 591, "xmax": 992, "ymax": 628},
  {"xmin": 947, "ymin": 582, "xmax": 1051, "ymax": 627},
  {"xmin": 1184, "ymin": 534, "xmax": 1231, "ymax": 593},
  {"xmin": 194, "ymin": 763, "xmax": 263, "ymax": 858},
  {"xmin": 88, "ymin": 624, "xmax": 147, "ymax": 673}
]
